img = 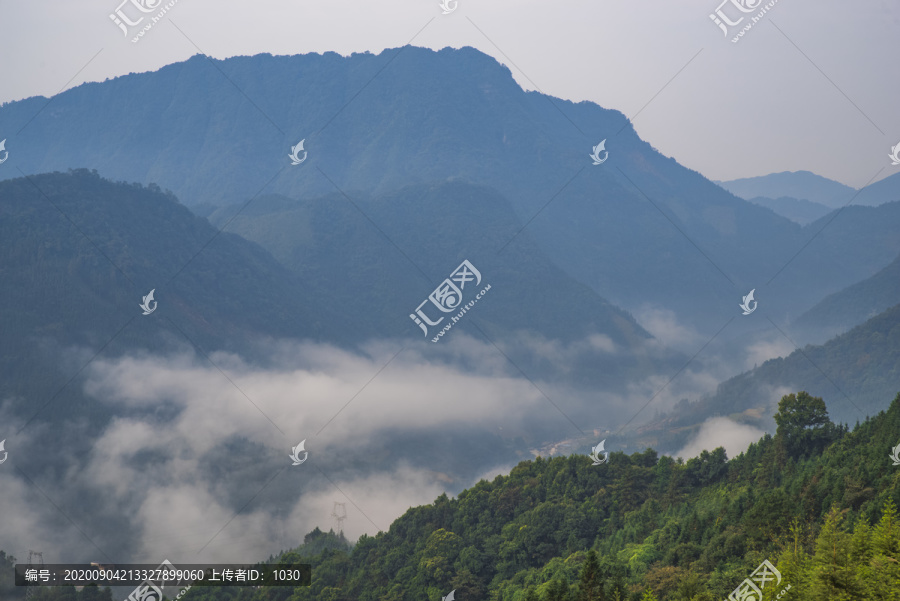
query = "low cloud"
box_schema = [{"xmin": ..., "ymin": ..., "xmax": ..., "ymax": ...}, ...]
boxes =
[
  {"xmin": 634, "ymin": 305, "xmax": 706, "ymax": 351},
  {"xmin": 742, "ymin": 336, "xmax": 796, "ymax": 371},
  {"xmin": 0, "ymin": 329, "xmax": 787, "ymax": 566},
  {"xmin": 675, "ymin": 417, "xmax": 766, "ymax": 460},
  {"xmin": 1, "ymin": 338, "xmax": 553, "ymax": 565}
]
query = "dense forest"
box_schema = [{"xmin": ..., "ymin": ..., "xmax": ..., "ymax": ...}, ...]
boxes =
[{"xmin": 6, "ymin": 391, "xmax": 900, "ymax": 600}]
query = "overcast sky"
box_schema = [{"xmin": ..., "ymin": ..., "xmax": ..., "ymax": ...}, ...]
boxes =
[{"xmin": 0, "ymin": 0, "xmax": 898, "ymax": 188}]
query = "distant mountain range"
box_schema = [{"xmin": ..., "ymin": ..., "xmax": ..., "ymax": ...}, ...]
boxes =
[
  {"xmin": 717, "ymin": 169, "xmax": 900, "ymax": 210},
  {"xmin": 716, "ymin": 170, "xmax": 856, "ymax": 208},
  {"xmin": 4, "ymin": 48, "xmax": 900, "ymax": 334}
]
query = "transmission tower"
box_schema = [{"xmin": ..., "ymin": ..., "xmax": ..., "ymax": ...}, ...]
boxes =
[
  {"xmin": 25, "ymin": 551, "xmax": 43, "ymax": 600},
  {"xmin": 331, "ymin": 502, "xmax": 347, "ymax": 534}
]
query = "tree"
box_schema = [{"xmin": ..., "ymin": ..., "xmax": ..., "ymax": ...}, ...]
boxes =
[
  {"xmin": 774, "ymin": 392, "xmax": 834, "ymax": 458},
  {"xmin": 809, "ymin": 507, "xmax": 859, "ymax": 598},
  {"xmin": 545, "ymin": 577, "xmax": 570, "ymax": 601},
  {"xmin": 576, "ymin": 550, "xmax": 602, "ymax": 601}
]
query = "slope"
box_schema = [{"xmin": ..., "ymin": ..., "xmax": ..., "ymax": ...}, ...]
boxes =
[
  {"xmin": 0, "ymin": 169, "xmax": 362, "ymax": 423},
  {"xmin": 745, "ymin": 195, "xmax": 832, "ymax": 225},
  {"xmin": 144, "ymin": 392, "xmax": 900, "ymax": 601},
  {"xmin": 853, "ymin": 170, "xmax": 900, "ymax": 206},
  {"xmin": 795, "ymin": 250, "xmax": 900, "ymax": 342},
  {"xmin": 209, "ymin": 181, "xmax": 679, "ymax": 394}
]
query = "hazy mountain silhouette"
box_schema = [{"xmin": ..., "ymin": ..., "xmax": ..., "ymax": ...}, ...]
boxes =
[
  {"xmin": 716, "ymin": 170, "xmax": 856, "ymax": 208},
  {"xmin": 852, "ymin": 170, "xmax": 900, "ymax": 206},
  {"xmin": 2, "ymin": 48, "xmax": 899, "ymax": 335}
]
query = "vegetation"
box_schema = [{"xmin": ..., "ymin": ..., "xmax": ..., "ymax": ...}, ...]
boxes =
[{"xmin": 7, "ymin": 391, "xmax": 899, "ymax": 600}]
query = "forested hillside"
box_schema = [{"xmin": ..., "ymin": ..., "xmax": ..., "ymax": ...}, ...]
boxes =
[{"xmin": 9, "ymin": 391, "xmax": 900, "ymax": 600}]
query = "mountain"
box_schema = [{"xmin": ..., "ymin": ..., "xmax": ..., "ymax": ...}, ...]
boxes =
[
  {"xmin": 6, "ymin": 48, "xmax": 900, "ymax": 334},
  {"xmin": 853, "ymin": 170, "xmax": 900, "ymax": 206},
  {"xmin": 207, "ymin": 180, "xmax": 691, "ymax": 400},
  {"xmin": 745, "ymin": 195, "xmax": 832, "ymax": 225},
  {"xmin": 0, "ymin": 169, "xmax": 363, "ymax": 423},
  {"xmin": 795, "ymin": 250, "xmax": 900, "ymax": 342},
  {"xmin": 209, "ymin": 182, "xmax": 650, "ymax": 341},
  {"xmin": 716, "ymin": 171, "xmax": 856, "ymax": 208}
]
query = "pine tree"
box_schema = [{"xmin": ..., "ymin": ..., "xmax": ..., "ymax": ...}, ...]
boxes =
[{"xmin": 576, "ymin": 550, "xmax": 602, "ymax": 601}]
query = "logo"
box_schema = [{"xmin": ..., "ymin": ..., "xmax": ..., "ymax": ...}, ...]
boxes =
[
  {"xmin": 739, "ymin": 289, "xmax": 757, "ymax": 315},
  {"xmin": 728, "ymin": 559, "xmax": 787, "ymax": 601},
  {"xmin": 710, "ymin": 0, "xmax": 780, "ymax": 43},
  {"xmin": 0, "ymin": 139, "xmax": 8, "ymax": 164},
  {"xmin": 110, "ymin": 0, "xmax": 179, "ymax": 42},
  {"xmin": 110, "ymin": 0, "xmax": 162, "ymax": 36},
  {"xmin": 589, "ymin": 140, "xmax": 608, "ymax": 165},
  {"xmin": 140, "ymin": 289, "xmax": 157, "ymax": 315},
  {"xmin": 439, "ymin": 0, "xmax": 458, "ymax": 14},
  {"xmin": 410, "ymin": 260, "xmax": 487, "ymax": 340},
  {"xmin": 589, "ymin": 440, "xmax": 609, "ymax": 465},
  {"xmin": 289, "ymin": 139, "xmax": 307, "ymax": 165},
  {"xmin": 890, "ymin": 442, "xmax": 900, "ymax": 466},
  {"xmin": 443, "ymin": 590, "xmax": 456, "ymax": 601},
  {"xmin": 890, "ymin": 143, "xmax": 900, "ymax": 166},
  {"xmin": 0, "ymin": 440, "xmax": 7, "ymax": 465},
  {"xmin": 709, "ymin": 0, "xmax": 763, "ymax": 35},
  {"xmin": 289, "ymin": 440, "xmax": 308, "ymax": 465}
]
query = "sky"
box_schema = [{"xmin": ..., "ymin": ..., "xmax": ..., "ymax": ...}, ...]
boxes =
[{"xmin": 0, "ymin": 0, "xmax": 899, "ymax": 188}]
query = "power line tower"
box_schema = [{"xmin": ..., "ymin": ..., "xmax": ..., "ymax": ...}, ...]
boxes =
[
  {"xmin": 25, "ymin": 551, "xmax": 43, "ymax": 600},
  {"xmin": 331, "ymin": 502, "xmax": 347, "ymax": 535}
]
